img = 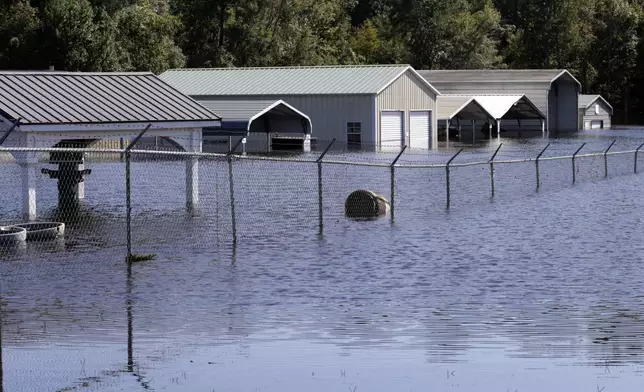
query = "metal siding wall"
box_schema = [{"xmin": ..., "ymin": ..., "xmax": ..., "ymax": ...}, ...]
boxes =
[
  {"xmin": 584, "ymin": 101, "xmax": 611, "ymax": 116},
  {"xmin": 427, "ymin": 81, "xmax": 549, "ymax": 114},
  {"xmin": 375, "ymin": 71, "xmax": 437, "ymax": 148},
  {"xmin": 555, "ymin": 79, "xmax": 579, "ymax": 132},
  {"xmin": 196, "ymin": 95, "xmax": 373, "ymax": 147},
  {"xmin": 581, "ymin": 113, "xmax": 612, "ymax": 129}
]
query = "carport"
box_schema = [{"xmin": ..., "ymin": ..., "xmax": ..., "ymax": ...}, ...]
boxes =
[
  {"xmin": 200, "ymin": 99, "xmax": 312, "ymax": 153},
  {"xmin": 473, "ymin": 95, "xmax": 547, "ymax": 140},
  {"xmin": 0, "ymin": 71, "xmax": 221, "ymax": 220},
  {"xmin": 437, "ymin": 95, "xmax": 495, "ymax": 142}
]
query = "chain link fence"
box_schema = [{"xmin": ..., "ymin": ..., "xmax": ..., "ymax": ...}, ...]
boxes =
[{"xmin": 1, "ymin": 137, "xmax": 642, "ymax": 260}]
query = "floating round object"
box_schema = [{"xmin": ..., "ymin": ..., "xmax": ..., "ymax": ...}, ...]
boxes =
[
  {"xmin": 0, "ymin": 226, "xmax": 27, "ymax": 243},
  {"xmin": 345, "ymin": 190, "xmax": 390, "ymax": 219},
  {"xmin": 14, "ymin": 222, "xmax": 65, "ymax": 241}
]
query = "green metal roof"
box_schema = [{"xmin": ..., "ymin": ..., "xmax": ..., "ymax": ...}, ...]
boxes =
[{"xmin": 159, "ymin": 65, "xmax": 440, "ymax": 96}]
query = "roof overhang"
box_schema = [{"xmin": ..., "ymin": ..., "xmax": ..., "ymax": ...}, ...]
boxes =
[
  {"xmin": 473, "ymin": 95, "xmax": 546, "ymax": 120},
  {"xmin": 551, "ymin": 70, "xmax": 582, "ymax": 89},
  {"xmin": 3, "ymin": 119, "xmax": 221, "ymax": 133},
  {"xmin": 581, "ymin": 95, "xmax": 613, "ymax": 115},
  {"xmin": 203, "ymin": 100, "xmax": 311, "ymax": 137},
  {"xmin": 437, "ymin": 96, "xmax": 494, "ymax": 121},
  {"xmin": 377, "ymin": 66, "xmax": 441, "ymax": 96}
]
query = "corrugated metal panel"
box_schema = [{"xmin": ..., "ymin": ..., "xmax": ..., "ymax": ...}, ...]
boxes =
[
  {"xmin": 196, "ymin": 95, "xmax": 373, "ymax": 144},
  {"xmin": 436, "ymin": 95, "xmax": 493, "ymax": 121},
  {"xmin": 0, "ymin": 71, "xmax": 220, "ymax": 125},
  {"xmin": 422, "ymin": 81, "xmax": 549, "ymax": 114},
  {"xmin": 554, "ymin": 78, "xmax": 579, "ymax": 132},
  {"xmin": 159, "ymin": 65, "xmax": 412, "ymax": 96},
  {"xmin": 578, "ymin": 94, "xmax": 599, "ymax": 108},
  {"xmin": 579, "ymin": 94, "xmax": 613, "ymax": 114},
  {"xmin": 470, "ymin": 95, "xmax": 545, "ymax": 119},
  {"xmin": 199, "ymin": 99, "xmax": 288, "ymax": 121},
  {"xmin": 418, "ymin": 69, "xmax": 580, "ymax": 86},
  {"xmin": 376, "ymin": 70, "xmax": 437, "ymax": 148}
]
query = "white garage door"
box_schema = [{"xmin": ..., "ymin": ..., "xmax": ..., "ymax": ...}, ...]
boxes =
[
  {"xmin": 590, "ymin": 120, "xmax": 603, "ymax": 129},
  {"xmin": 410, "ymin": 111, "xmax": 431, "ymax": 149},
  {"xmin": 380, "ymin": 111, "xmax": 403, "ymax": 149}
]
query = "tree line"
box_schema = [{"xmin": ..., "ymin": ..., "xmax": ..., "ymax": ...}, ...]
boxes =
[{"xmin": 1, "ymin": 0, "xmax": 643, "ymax": 123}]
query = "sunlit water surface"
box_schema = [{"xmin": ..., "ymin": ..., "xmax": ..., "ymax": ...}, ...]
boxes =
[{"xmin": 2, "ymin": 129, "xmax": 644, "ymax": 391}]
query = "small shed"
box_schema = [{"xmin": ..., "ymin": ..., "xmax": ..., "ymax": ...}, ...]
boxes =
[
  {"xmin": 0, "ymin": 71, "xmax": 221, "ymax": 220},
  {"xmin": 417, "ymin": 69, "xmax": 580, "ymax": 133},
  {"xmin": 578, "ymin": 94, "xmax": 612, "ymax": 130},
  {"xmin": 160, "ymin": 65, "xmax": 441, "ymax": 151},
  {"xmin": 198, "ymin": 99, "xmax": 312, "ymax": 152}
]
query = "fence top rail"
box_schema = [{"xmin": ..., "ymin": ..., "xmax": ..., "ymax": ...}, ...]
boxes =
[{"xmin": 0, "ymin": 145, "xmax": 640, "ymax": 169}]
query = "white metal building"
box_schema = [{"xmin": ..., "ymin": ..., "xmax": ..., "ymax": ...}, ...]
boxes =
[
  {"xmin": 578, "ymin": 94, "xmax": 612, "ymax": 130},
  {"xmin": 417, "ymin": 69, "xmax": 581, "ymax": 133},
  {"xmin": 160, "ymin": 65, "xmax": 441, "ymax": 150}
]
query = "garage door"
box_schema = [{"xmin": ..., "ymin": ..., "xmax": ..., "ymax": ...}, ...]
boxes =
[
  {"xmin": 590, "ymin": 120, "xmax": 603, "ymax": 129},
  {"xmin": 380, "ymin": 111, "xmax": 403, "ymax": 149},
  {"xmin": 410, "ymin": 111, "xmax": 431, "ymax": 149}
]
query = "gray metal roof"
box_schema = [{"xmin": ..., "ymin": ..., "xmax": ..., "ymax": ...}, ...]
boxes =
[
  {"xmin": 159, "ymin": 65, "xmax": 440, "ymax": 96},
  {"xmin": 441, "ymin": 94, "xmax": 546, "ymax": 120},
  {"xmin": 418, "ymin": 69, "xmax": 581, "ymax": 87},
  {"xmin": 0, "ymin": 71, "xmax": 220, "ymax": 125},
  {"xmin": 198, "ymin": 99, "xmax": 295, "ymax": 121},
  {"xmin": 579, "ymin": 94, "xmax": 613, "ymax": 113},
  {"xmin": 436, "ymin": 95, "xmax": 494, "ymax": 120}
]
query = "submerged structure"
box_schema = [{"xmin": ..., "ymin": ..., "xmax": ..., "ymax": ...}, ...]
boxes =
[{"xmin": 0, "ymin": 70, "xmax": 221, "ymax": 221}]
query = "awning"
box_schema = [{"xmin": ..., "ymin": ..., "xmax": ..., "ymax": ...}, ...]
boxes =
[
  {"xmin": 437, "ymin": 95, "xmax": 494, "ymax": 121},
  {"xmin": 202, "ymin": 99, "xmax": 311, "ymax": 137},
  {"xmin": 473, "ymin": 95, "xmax": 546, "ymax": 120}
]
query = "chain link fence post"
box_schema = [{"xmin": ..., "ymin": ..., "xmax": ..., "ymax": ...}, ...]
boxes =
[
  {"xmin": 603, "ymin": 139, "xmax": 616, "ymax": 178},
  {"xmin": 445, "ymin": 148, "xmax": 463, "ymax": 209},
  {"xmin": 316, "ymin": 138, "xmax": 335, "ymax": 236},
  {"xmin": 125, "ymin": 124, "xmax": 151, "ymax": 263},
  {"xmin": 390, "ymin": 145, "xmax": 407, "ymax": 223},
  {"xmin": 572, "ymin": 143, "xmax": 586, "ymax": 184},
  {"xmin": 489, "ymin": 143, "xmax": 503, "ymax": 198}
]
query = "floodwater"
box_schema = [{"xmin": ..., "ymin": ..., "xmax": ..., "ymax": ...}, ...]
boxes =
[{"xmin": 2, "ymin": 129, "xmax": 644, "ymax": 391}]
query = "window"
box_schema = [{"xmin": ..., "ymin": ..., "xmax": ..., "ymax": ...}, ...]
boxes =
[
  {"xmin": 595, "ymin": 104, "xmax": 600, "ymax": 115},
  {"xmin": 347, "ymin": 122, "xmax": 362, "ymax": 150}
]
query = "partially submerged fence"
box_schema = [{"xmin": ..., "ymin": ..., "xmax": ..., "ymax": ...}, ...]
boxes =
[{"xmin": 1, "ymin": 137, "xmax": 642, "ymax": 260}]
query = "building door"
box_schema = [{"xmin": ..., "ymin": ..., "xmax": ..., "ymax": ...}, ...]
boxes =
[
  {"xmin": 409, "ymin": 111, "xmax": 431, "ymax": 149},
  {"xmin": 380, "ymin": 111, "xmax": 403, "ymax": 149},
  {"xmin": 590, "ymin": 120, "xmax": 604, "ymax": 129}
]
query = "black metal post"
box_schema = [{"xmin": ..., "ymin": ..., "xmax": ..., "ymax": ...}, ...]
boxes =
[
  {"xmin": 227, "ymin": 138, "xmax": 244, "ymax": 244},
  {"xmin": 445, "ymin": 148, "xmax": 463, "ymax": 209},
  {"xmin": 316, "ymin": 138, "xmax": 336, "ymax": 235},
  {"xmin": 390, "ymin": 145, "xmax": 407, "ymax": 223},
  {"xmin": 634, "ymin": 141, "xmax": 644, "ymax": 174},
  {"xmin": 489, "ymin": 143, "xmax": 503, "ymax": 197},
  {"xmin": 603, "ymin": 139, "xmax": 616, "ymax": 178},
  {"xmin": 572, "ymin": 142, "xmax": 586, "ymax": 184},
  {"xmin": 535, "ymin": 143, "xmax": 550, "ymax": 191},
  {"xmin": 125, "ymin": 124, "xmax": 152, "ymax": 262}
]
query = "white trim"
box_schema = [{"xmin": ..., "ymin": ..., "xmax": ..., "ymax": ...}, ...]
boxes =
[
  {"xmin": 437, "ymin": 95, "xmax": 497, "ymax": 121},
  {"xmin": 551, "ymin": 70, "xmax": 582, "ymax": 89},
  {"xmin": 376, "ymin": 66, "xmax": 441, "ymax": 96},
  {"xmin": 247, "ymin": 100, "xmax": 312, "ymax": 133},
  {"xmin": 372, "ymin": 95, "xmax": 378, "ymax": 146},
  {"xmin": 16, "ymin": 120, "xmax": 221, "ymax": 133},
  {"xmin": 582, "ymin": 95, "xmax": 613, "ymax": 115}
]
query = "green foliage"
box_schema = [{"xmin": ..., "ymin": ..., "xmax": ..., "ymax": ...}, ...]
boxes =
[{"xmin": 0, "ymin": 0, "xmax": 644, "ymax": 123}]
